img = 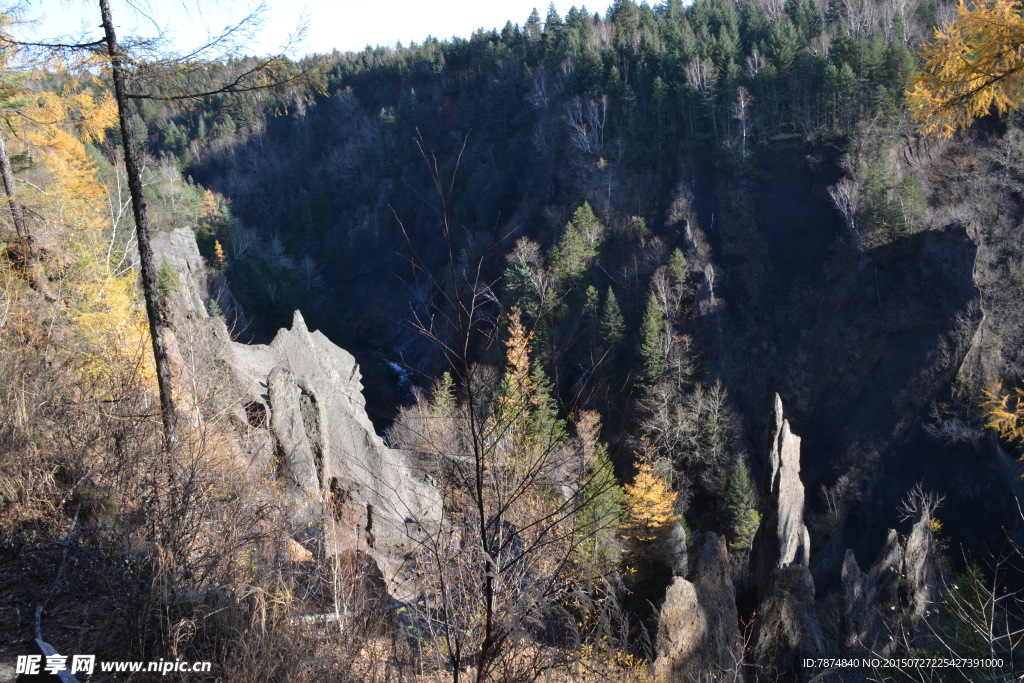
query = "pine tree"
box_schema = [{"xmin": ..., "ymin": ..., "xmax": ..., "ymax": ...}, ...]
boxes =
[
  {"xmin": 575, "ymin": 444, "xmax": 625, "ymax": 570},
  {"xmin": 724, "ymin": 458, "xmax": 760, "ymax": 550},
  {"xmin": 639, "ymin": 294, "xmax": 667, "ymax": 389},
  {"xmin": 600, "ymin": 287, "xmax": 625, "ymax": 348},
  {"xmin": 548, "ymin": 203, "xmax": 602, "ymax": 290},
  {"xmin": 529, "ymin": 360, "xmax": 565, "ymax": 454},
  {"xmin": 430, "ymin": 371, "xmax": 456, "ymax": 415},
  {"xmin": 583, "ymin": 285, "xmax": 600, "ymax": 317},
  {"xmin": 667, "ymin": 248, "xmax": 688, "ymax": 287}
]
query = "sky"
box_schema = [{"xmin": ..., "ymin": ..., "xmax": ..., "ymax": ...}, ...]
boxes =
[{"xmin": 19, "ymin": 0, "xmax": 609, "ymax": 57}]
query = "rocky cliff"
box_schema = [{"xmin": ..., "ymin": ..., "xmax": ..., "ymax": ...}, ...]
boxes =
[{"xmin": 153, "ymin": 227, "xmax": 441, "ymax": 601}]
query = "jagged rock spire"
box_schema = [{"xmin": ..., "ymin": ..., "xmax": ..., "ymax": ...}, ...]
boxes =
[{"xmin": 752, "ymin": 393, "xmax": 812, "ymax": 601}]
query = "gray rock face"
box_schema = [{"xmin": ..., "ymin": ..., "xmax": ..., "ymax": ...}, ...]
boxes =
[
  {"xmin": 753, "ymin": 565, "xmax": 824, "ymax": 679},
  {"xmin": 839, "ymin": 509, "xmax": 935, "ymax": 656},
  {"xmin": 901, "ymin": 511, "xmax": 935, "ymax": 629},
  {"xmin": 752, "ymin": 394, "xmax": 811, "ymax": 602},
  {"xmin": 749, "ymin": 394, "xmax": 821, "ymax": 679},
  {"xmin": 227, "ymin": 311, "xmax": 441, "ymax": 599},
  {"xmin": 152, "ymin": 228, "xmax": 441, "ymax": 602},
  {"xmin": 665, "ymin": 521, "xmax": 689, "ymax": 577},
  {"xmin": 655, "ymin": 533, "xmax": 741, "ymax": 682},
  {"xmin": 840, "ymin": 549, "xmax": 869, "ymax": 652},
  {"xmin": 150, "ymin": 227, "xmax": 247, "ymax": 330}
]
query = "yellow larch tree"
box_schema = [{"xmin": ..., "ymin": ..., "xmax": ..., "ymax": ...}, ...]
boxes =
[
  {"xmin": 493, "ymin": 306, "xmax": 538, "ymax": 461},
  {"xmin": 622, "ymin": 437, "xmax": 678, "ymax": 542},
  {"xmin": 981, "ymin": 382, "xmax": 1024, "ymax": 446},
  {"xmin": 4, "ymin": 78, "xmax": 152, "ymax": 392},
  {"xmin": 909, "ymin": 0, "xmax": 1024, "ymax": 137}
]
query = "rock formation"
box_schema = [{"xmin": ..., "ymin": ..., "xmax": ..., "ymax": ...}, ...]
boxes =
[
  {"xmin": 150, "ymin": 227, "xmax": 247, "ymax": 330},
  {"xmin": 752, "ymin": 565, "xmax": 824, "ymax": 679},
  {"xmin": 749, "ymin": 394, "xmax": 821, "ymax": 679},
  {"xmin": 664, "ymin": 521, "xmax": 689, "ymax": 578},
  {"xmin": 696, "ymin": 263, "xmax": 717, "ymax": 315},
  {"xmin": 840, "ymin": 549, "xmax": 870, "ymax": 652},
  {"xmin": 655, "ymin": 533, "xmax": 742, "ymax": 682},
  {"xmin": 839, "ymin": 506, "xmax": 936, "ymax": 656},
  {"xmin": 232, "ymin": 312, "xmax": 441, "ymax": 600},
  {"xmin": 751, "ymin": 393, "xmax": 812, "ymax": 601},
  {"xmin": 153, "ymin": 228, "xmax": 441, "ymax": 601}
]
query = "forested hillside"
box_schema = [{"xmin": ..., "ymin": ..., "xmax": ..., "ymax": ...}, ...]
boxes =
[{"xmin": 1, "ymin": 0, "xmax": 1023, "ymax": 681}]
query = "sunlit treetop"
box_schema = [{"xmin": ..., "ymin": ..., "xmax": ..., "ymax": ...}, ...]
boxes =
[{"xmin": 909, "ymin": 0, "xmax": 1024, "ymax": 137}]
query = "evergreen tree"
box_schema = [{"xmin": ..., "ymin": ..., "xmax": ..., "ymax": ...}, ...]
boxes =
[
  {"xmin": 600, "ymin": 287, "xmax": 626, "ymax": 348},
  {"xmin": 583, "ymin": 284, "xmax": 600, "ymax": 317},
  {"xmin": 548, "ymin": 203, "xmax": 603, "ymax": 290},
  {"xmin": 431, "ymin": 370, "xmax": 457, "ymax": 415},
  {"xmin": 725, "ymin": 457, "xmax": 760, "ymax": 551},
  {"xmin": 667, "ymin": 248, "xmax": 687, "ymax": 285},
  {"xmin": 639, "ymin": 294, "xmax": 667, "ymax": 389},
  {"xmin": 575, "ymin": 444, "xmax": 625, "ymax": 570}
]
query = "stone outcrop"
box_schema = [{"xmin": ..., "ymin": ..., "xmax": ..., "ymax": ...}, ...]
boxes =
[
  {"xmin": 840, "ymin": 549, "xmax": 870, "ymax": 652},
  {"xmin": 150, "ymin": 227, "xmax": 247, "ymax": 330},
  {"xmin": 655, "ymin": 533, "xmax": 742, "ymax": 682},
  {"xmin": 751, "ymin": 393, "xmax": 812, "ymax": 602},
  {"xmin": 839, "ymin": 507, "xmax": 936, "ymax": 656},
  {"xmin": 153, "ymin": 228, "xmax": 441, "ymax": 602},
  {"xmin": 229, "ymin": 311, "xmax": 441, "ymax": 600},
  {"xmin": 749, "ymin": 394, "xmax": 821, "ymax": 679},
  {"xmin": 696, "ymin": 264, "xmax": 717, "ymax": 315},
  {"xmin": 752, "ymin": 565, "xmax": 824, "ymax": 679},
  {"xmin": 665, "ymin": 521, "xmax": 689, "ymax": 577}
]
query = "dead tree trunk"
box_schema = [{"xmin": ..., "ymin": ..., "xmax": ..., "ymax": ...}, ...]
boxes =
[
  {"xmin": 99, "ymin": 0, "xmax": 178, "ymax": 452},
  {"xmin": 0, "ymin": 124, "xmax": 54, "ymax": 300}
]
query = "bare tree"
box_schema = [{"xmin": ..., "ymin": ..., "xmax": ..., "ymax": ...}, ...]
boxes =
[
  {"xmin": 564, "ymin": 96, "xmax": 607, "ymax": 154},
  {"xmin": 734, "ymin": 86, "xmax": 753, "ymax": 163},
  {"xmin": 828, "ymin": 176, "xmax": 861, "ymax": 237}
]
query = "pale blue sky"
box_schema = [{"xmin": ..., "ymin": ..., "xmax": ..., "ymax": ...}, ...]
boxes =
[{"xmin": 20, "ymin": 0, "xmax": 607, "ymax": 57}]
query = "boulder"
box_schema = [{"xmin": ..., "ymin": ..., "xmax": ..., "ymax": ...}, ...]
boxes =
[{"xmin": 655, "ymin": 533, "xmax": 742, "ymax": 682}]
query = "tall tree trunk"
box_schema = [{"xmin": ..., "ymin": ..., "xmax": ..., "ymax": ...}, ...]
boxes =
[
  {"xmin": 99, "ymin": 0, "xmax": 178, "ymax": 452},
  {"xmin": 0, "ymin": 125, "xmax": 54, "ymax": 300}
]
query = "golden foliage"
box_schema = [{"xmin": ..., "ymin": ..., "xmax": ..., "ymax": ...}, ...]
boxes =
[
  {"xmin": 504, "ymin": 306, "xmax": 535, "ymax": 401},
  {"xmin": 981, "ymin": 382, "xmax": 1024, "ymax": 445},
  {"xmin": 213, "ymin": 240, "xmax": 227, "ymax": 268},
  {"xmin": 2, "ymin": 79, "xmax": 152, "ymax": 391},
  {"xmin": 909, "ymin": 0, "xmax": 1024, "ymax": 137},
  {"xmin": 494, "ymin": 306, "xmax": 539, "ymax": 458},
  {"xmin": 623, "ymin": 437, "xmax": 678, "ymax": 541}
]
